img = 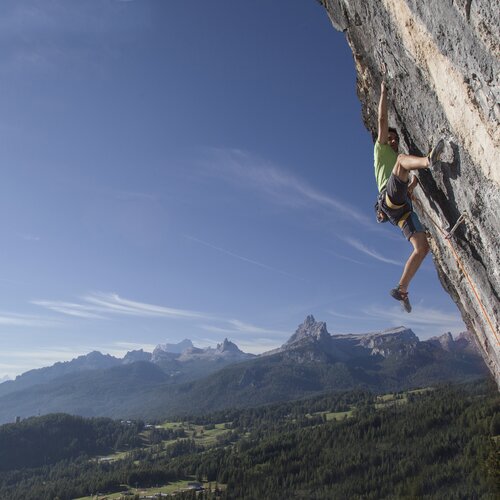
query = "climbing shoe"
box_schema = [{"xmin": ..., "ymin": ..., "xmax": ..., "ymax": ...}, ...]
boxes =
[
  {"xmin": 428, "ymin": 138, "xmax": 445, "ymax": 168},
  {"xmin": 390, "ymin": 285, "xmax": 412, "ymax": 313}
]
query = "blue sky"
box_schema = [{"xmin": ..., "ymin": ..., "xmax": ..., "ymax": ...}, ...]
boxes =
[{"xmin": 0, "ymin": 0, "xmax": 465, "ymax": 378}]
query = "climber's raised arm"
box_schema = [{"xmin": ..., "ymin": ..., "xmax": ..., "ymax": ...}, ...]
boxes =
[{"xmin": 377, "ymin": 81, "xmax": 389, "ymax": 145}]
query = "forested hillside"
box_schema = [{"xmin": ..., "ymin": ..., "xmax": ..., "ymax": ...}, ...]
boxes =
[
  {"xmin": 0, "ymin": 379, "xmax": 497, "ymax": 499},
  {"xmin": 0, "ymin": 414, "xmax": 143, "ymax": 471}
]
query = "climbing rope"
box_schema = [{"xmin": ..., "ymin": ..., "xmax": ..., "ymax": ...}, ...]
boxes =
[{"xmin": 412, "ymin": 194, "xmax": 500, "ymax": 345}]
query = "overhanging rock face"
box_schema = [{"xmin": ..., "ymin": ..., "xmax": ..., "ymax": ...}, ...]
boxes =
[{"xmin": 319, "ymin": 0, "xmax": 499, "ymax": 384}]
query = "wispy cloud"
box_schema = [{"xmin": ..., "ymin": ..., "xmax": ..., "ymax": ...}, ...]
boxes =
[
  {"xmin": 342, "ymin": 236, "xmax": 402, "ymax": 266},
  {"xmin": 199, "ymin": 319, "xmax": 288, "ymax": 339},
  {"xmin": 111, "ymin": 341, "xmax": 157, "ymax": 352},
  {"xmin": 190, "ymin": 335, "xmax": 282, "ymax": 355},
  {"xmin": 0, "ymin": 2, "xmax": 146, "ymax": 76},
  {"xmin": 203, "ymin": 148, "xmax": 372, "ymax": 227},
  {"xmin": 327, "ymin": 309, "xmax": 362, "ymax": 320},
  {"xmin": 32, "ymin": 292, "xmax": 289, "ymax": 345},
  {"xmin": 323, "ymin": 248, "xmax": 370, "ymax": 266},
  {"xmin": 31, "ymin": 300, "xmax": 107, "ymax": 319},
  {"xmin": 87, "ymin": 292, "xmax": 212, "ymax": 320},
  {"xmin": 0, "ymin": 341, "xmax": 158, "ymax": 378},
  {"xmin": 0, "ymin": 347, "xmax": 90, "ymax": 378},
  {"xmin": 33, "ymin": 292, "xmax": 211, "ymax": 321},
  {"xmin": 184, "ymin": 235, "xmax": 304, "ymax": 281},
  {"xmin": 19, "ymin": 234, "xmax": 41, "ymax": 242},
  {"xmin": 3, "ymin": 347, "xmax": 84, "ymax": 361},
  {"xmin": 0, "ymin": 312, "xmax": 59, "ymax": 328}
]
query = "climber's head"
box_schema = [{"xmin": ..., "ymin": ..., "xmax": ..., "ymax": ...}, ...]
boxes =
[{"xmin": 388, "ymin": 127, "xmax": 399, "ymax": 153}]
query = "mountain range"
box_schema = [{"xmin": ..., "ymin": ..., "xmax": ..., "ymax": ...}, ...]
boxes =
[
  {"xmin": 0, "ymin": 337, "xmax": 252, "ymax": 400},
  {"xmin": 0, "ymin": 316, "xmax": 488, "ymax": 424}
]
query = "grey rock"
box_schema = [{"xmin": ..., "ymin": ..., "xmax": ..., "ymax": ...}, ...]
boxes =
[
  {"xmin": 151, "ymin": 348, "xmax": 179, "ymax": 364},
  {"xmin": 178, "ymin": 340, "xmax": 252, "ymax": 362},
  {"xmin": 122, "ymin": 349, "xmax": 152, "ymax": 364},
  {"xmin": 154, "ymin": 339, "xmax": 194, "ymax": 354},
  {"xmin": 455, "ymin": 330, "xmax": 482, "ymax": 355},
  {"xmin": 216, "ymin": 338, "xmax": 245, "ymax": 354},
  {"xmin": 285, "ymin": 317, "xmax": 480, "ymax": 370},
  {"xmin": 341, "ymin": 326, "xmax": 419, "ymax": 357},
  {"xmin": 426, "ymin": 330, "xmax": 481, "ymax": 355},
  {"xmin": 427, "ymin": 332, "xmax": 455, "ymax": 352},
  {"xmin": 320, "ymin": 0, "xmax": 500, "ymax": 384},
  {"xmin": 285, "ymin": 315, "xmax": 330, "ymax": 346}
]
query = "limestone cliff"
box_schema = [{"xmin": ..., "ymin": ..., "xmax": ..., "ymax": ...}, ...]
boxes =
[{"xmin": 319, "ymin": 0, "xmax": 499, "ymax": 384}]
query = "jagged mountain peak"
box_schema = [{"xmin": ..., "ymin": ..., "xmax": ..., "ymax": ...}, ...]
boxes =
[
  {"xmin": 455, "ymin": 332, "xmax": 482, "ymax": 355},
  {"xmin": 304, "ymin": 314, "xmax": 316, "ymax": 326},
  {"xmin": 427, "ymin": 332, "xmax": 455, "ymax": 352},
  {"xmin": 285, "ymin": 315, "xmax": 330, "ymax": 346},
  {"xmin": 216, "ymin": 338, "xmax": 242, "ymax": 353},
  {"xmin": 266, "ymin": 321, "xmax": 422, "ymax": 360}
]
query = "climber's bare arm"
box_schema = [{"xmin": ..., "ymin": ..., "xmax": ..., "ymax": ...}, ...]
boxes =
[{"xmin": 377, "ymin": 81, "xmax": 389, "ymax": 145}]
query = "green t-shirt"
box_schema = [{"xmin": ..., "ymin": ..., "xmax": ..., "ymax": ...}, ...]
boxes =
[{"xmin": 374, "ymin": 140, "xmax": 397, "ymax": 192}]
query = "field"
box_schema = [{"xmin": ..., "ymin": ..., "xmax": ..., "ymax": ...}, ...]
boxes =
[
  {"xmin": 157, "ymin": 421, "xmax": 232, "ymax": 447},
  {"xmin": 75, "ymin": 479, "xmax": 219, "ymax": 499}
]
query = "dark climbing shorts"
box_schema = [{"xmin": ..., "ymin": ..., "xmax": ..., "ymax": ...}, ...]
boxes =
[
  {"xmin": 400, "ymin": 212, "xmax": 424, "ymax": 240},
  {"xmin": 384, "ymin": 174, "xmax": 424, "ymax": 241},
  {"xmin": 386, "ymin": 174, "xmax": 408, "ymax": 206}
]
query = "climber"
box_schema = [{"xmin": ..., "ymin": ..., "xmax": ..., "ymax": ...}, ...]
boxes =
[{"xmin": 374, "ymin": 81, "xmax": 444, "ymax": 313}]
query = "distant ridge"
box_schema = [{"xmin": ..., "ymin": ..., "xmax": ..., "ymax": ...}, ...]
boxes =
[
  {"xmin": 0, "ymin": 316, "xmax": 487, "ymax": 424},
  {"xmin": 0, "ymin": 337, "xmax": 254, "ymax": 399}
]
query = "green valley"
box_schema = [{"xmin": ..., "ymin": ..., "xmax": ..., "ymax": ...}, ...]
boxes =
[{"xmin": 0, "ymin": 379, "xmax": 498, "ymax": 499}]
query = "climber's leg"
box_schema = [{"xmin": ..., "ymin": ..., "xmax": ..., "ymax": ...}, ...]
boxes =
[
  {"xmin": 393, "ymin": 138, "xmax": 445, "ymax": 181},
  {"xmin": 390, "ymin": 228, "xmax": 429, "ymax": 313},
  {"xmin": 398, "ymin": 229, "xmax": 429, "ymax": 291},
  {"xmin": 393, "ymin": 154, "xmax": 429, "ymax": 182}
]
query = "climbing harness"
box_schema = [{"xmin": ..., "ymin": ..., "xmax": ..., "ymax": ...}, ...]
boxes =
[
  {"xmin": 412, "ymin": 195, "xmax": 500, "ymax": 345},
  {"xmin": 374, "ymin": 188, "xmax": 412, "ymax": 227}
]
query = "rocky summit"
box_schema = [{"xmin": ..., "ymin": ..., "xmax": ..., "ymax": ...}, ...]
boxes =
[
  {"xmin": 285, "ymin": 315, "xmax": 330, "ymax": 346},
  {"xmin": 319, "ymin": 0, "xmax": 499, "ymax": 385},
  {"xmin": 216, "ymin": 338, "xmax": 246, "ymax": 355},
  {"xmin": 336, "ymin": 327, "xmax": 419, "ymax": 358},
  {"xmin": 266, "ymin": 315, "xmax": 479, "ymax": 363}
]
